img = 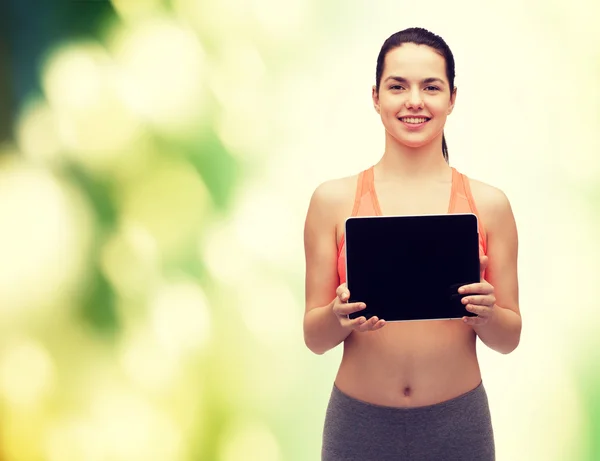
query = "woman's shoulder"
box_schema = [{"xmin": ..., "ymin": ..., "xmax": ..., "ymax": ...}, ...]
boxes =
[
  {"xmin": 305, "ymin": 173, "xmax": 362, "ymax": 240},
  {"xmin": 464, "ymin": 175, "xmax": 514, "ymax": 230},
  {"xmin": 467, "ymin": 177, "xmax": 511, "ymax": 208},
  {"xmin": 308, "ymin": 173, "xmax": 361, "ymax": 211}
]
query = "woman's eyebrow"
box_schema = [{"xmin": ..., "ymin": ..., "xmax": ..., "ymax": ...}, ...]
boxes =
[{"xmin": 384, "ymin": 76, "xmax": 446, "ymax": 85}]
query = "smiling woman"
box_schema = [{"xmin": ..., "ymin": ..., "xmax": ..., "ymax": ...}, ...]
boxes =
[
  {"xmin": 373, "ymin": 28, "xmax": 456, "ymax": 161},
  {"xmin": 303, "ymin": 27, "xmax": 521, "ymax": 461}
]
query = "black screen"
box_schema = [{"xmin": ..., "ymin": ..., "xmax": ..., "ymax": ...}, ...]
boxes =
[{"xmin": 345, "ymin": 214, "xmax": 480, "ymax": 322}]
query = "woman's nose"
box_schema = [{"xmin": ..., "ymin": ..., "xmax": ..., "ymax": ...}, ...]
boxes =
[{"xmin": 405, "ymin": 89, "xmax": 424, "ymax": 109}]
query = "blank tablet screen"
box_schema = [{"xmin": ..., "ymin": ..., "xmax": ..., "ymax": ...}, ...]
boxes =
[{"xmin": 345, "ymin": 213, "xmax": 480, "ymax": 322}]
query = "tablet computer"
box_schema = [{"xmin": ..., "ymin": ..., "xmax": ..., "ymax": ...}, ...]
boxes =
[{"xmin": 345, "ymin": 213, "xmax": 480, "ymax": 322}]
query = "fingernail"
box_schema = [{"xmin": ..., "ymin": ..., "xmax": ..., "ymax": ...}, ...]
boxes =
[
  {"xmin": 462, "ymin": 298, "xmax": 469, "ymax": 304},
  {"xmin": 458, "ymin": 288, "xmax": 465, "ymax": 293}
]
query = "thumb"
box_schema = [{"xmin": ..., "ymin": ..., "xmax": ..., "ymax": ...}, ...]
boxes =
[{"xmin": 479, "ymin": 255, "xmax": 489, "ymax": 280}]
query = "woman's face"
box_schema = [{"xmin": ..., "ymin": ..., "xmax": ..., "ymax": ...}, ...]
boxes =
[{"xmin": 372, "ymin": 43, "xmax": 456, "ymax": 149}]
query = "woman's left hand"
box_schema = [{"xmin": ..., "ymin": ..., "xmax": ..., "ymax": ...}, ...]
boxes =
[{"xmin": 459, "ymin": 255, "xmax": 496, "ymax": 326}]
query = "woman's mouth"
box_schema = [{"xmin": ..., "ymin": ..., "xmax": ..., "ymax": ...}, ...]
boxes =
[{"xmin": 397, "ymin": 116, "xmax": 430, "ymax": 129}]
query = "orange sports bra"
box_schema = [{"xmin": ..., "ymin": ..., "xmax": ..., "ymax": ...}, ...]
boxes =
[{"xmin": 337, "ymin": 166, "xmax": 487, "ymax": 284}]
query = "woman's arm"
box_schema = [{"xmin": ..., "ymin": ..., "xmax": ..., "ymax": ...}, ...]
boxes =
[
  {"xmin": 303, "ymin": 182, "xmax": 353, "ymax": 355},
  {"xmin": 472, "ymin": 187, "xmax": 522, "ymax": 354}
]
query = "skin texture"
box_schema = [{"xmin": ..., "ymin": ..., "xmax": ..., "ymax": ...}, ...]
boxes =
[{"xmin": 303, "ymin": 43, "xmax": 521, "ymax": 407}]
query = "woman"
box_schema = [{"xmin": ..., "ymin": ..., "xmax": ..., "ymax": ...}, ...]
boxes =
[{"xmin": 303, "ymin": 27, "xmax": 521, "ymax": 461}]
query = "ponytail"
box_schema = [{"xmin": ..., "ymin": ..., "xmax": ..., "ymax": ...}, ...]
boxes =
[{"xmin": 442, "ymin": 133, "xmax": 449, "ymax": 163}]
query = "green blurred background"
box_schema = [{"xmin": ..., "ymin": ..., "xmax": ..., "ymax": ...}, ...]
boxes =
[{"xmin": 0, "ymin": 0, "xmax": 598, "ymax": 460}]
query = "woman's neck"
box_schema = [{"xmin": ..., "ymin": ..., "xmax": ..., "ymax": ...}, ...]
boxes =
[{"xmin": 375, "ymin": 132, "xmax": 450, "ymax": 182}]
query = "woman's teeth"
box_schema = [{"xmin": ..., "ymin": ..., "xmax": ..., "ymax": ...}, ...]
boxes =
[{"xmin": 399, "ymin": 117, "xmax": 429, "ymax": 124}]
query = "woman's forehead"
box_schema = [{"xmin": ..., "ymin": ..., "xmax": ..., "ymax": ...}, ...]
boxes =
[{"xmin": 383, "ymin": 44, "xmax": 447, "ymax": 80}]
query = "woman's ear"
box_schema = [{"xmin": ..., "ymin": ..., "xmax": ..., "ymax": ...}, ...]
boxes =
[
  {"xmin": 448, "ymin": 87, "xmax": 457, "ymax": 115},
  {"xmin": 372, "ymin": 85, "xmax": 381, "ymax": 114}
]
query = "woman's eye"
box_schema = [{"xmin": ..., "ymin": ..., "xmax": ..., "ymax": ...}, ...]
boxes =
[
  {"xmin": 390, "ymin": 85, "xmax": 404, "ymax": 90},
  {"xmin": 425, "ymin": 86, "xmax": 440, "ymax": 91}
]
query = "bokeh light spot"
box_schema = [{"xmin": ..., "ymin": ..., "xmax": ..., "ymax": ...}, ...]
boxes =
[
  {"xmin": 238, "ymin": 276, "xmax": 301, "ymax": 347},
  {"xmin": 0, "ymin": 338, "xmax": 55, "ymax": 409},
  {"xmin": 209, "ymin": 41, "xmax": 266, "ymax": 106},
  {"xmin": 201, "ymin": 218, "xmax": 255, "ymax": 285},
  {"xmin": 249, "ymin": 0, "xmax": 307, "ymax": 39},
  {"xmin": 233, "ymin": 187, "xmax": 300, "ymax": 267},
  {"xmin": 111, "ymin": 18, "xmax": 207, "ymax": 136},
  {"xmin": 16, "ymin": 99, "xmax": 62, "ymax": 165},
  {"xmin": 0, "ymin": 164, "xmax": 92, "ymax": 314},
  {"xmin": 42, "ymin": 42, "xmax": 110, "ymax": 113},
  {"xmin": 91, "ymin": 392, "xmax": 183, "ymax": 460},
  {"xmin": 45, "ymin": 420, "xmax": 105, "ymax": 461},
  {"xmin": 119, "ymin": 160, "xmax": 210, "ymax": 256},
  {"xmin": 120, "ymin": 327, "xmax": 181, "ymax": 393},
  {"xmin": 100, "ymin": 222, "xmax": 160, "ymax": 299},
  {"xmin": 150, "ymin": 280, "xmax": 212, "ymax": 356},
  {"xmin": 42, "ymin": 41, "xmax": 144, "ymax": 172},
  {"xmin": 218, "ymin": 418, "xmax": 281, "ymax": 461}
]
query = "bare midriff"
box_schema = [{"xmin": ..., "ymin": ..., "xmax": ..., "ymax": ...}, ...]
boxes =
[{"xmin": 335, "ymin": 320, "xmax": 481, "ymax": 407}]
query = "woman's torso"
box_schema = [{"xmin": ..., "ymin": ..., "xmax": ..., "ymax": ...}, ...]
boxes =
[{"xmin": 334, "ymin": 165, "xmax": 487, "ymax": 408}]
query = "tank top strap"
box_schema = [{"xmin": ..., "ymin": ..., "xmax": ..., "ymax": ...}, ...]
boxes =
[
  {"xmin": 447, "ymin": 167, "xmax": 460, "ymax": 213},
  {"xmin": 449, "ymin": 168, "xmax": 488, "ymax": 253},
  {"xmin": 351, "ymin": 166, "xmax": 377, "ymax": 216},
  {"xmin": 460, "ymin": 173, "xmax": 480, "ymax": 216}
]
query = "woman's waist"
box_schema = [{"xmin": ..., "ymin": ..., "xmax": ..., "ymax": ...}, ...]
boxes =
[{"xmin": 336, "ymin": 329, "xmax": 480, "ymax": 407}]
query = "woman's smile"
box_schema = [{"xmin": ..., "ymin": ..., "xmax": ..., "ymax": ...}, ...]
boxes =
[{"xmin": 397, "ymin": 116, "xmax": 431, "ymax": 130}]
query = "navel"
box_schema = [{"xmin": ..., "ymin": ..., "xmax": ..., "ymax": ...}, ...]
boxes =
[{"xmin": 403, "ymin": 386, "xmax": 412, "ymax": 397}]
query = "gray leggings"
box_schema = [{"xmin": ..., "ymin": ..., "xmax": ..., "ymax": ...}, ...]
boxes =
[{"xmin": 322, "ymin": 381, "xmax": 495, "ymax": 461}]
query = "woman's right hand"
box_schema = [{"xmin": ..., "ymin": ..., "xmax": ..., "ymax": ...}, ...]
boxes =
[{"xmin": 333, "ymin": 283, "xmax": 386, "ymax": 332}]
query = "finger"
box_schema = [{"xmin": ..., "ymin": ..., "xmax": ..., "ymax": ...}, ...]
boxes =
[
  {"xmin": 348, "ymin": 316, "xmax": 367, "ymax": 328},
  {"xmin": 461, "ymin": 295, "xmax": 495, "ymax": 307},
  {"xmin": 366, "ymin": 317, "xmax": 386, "ymax": 331},
  {"xmin": 334, "ymin": 302, "xmax": 366, "ymax": 316},
  {"xmin": 372, "ymin": 319, "xmax": 386, "ymax": 330},
  {"xmin": 357, "ymin": 316, "xmax": 376, "ymax": 332},
  {"xmin": 462, "ymin": 315, "xmax": 486, "ymax": 326},
  {"xmin": 357, "ymin": 316, "xmax": 380, "ymax": 332},
  {"xmin": 458, "ymin": 283, "xmax": 493, "ymax": 295},
  {"xmin": 479, "ymin": 255, "xmax": 489, "ymax": 280},
  {"xmin": 464, "ymin": 303, "xmax": 491, "ymax": 317},
  {"xmin": 336, "ymin": 284, "xmax": 349, "ymax": 301}
]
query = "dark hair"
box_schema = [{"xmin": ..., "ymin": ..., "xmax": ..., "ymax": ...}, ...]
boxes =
[{"xmin": 375, "ymin": 27, "xmax": 456, "ymax": 162}]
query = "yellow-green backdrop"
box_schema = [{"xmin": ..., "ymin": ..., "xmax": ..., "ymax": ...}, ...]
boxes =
[{"xmin": 0, "ymin": 0, "xmax": 598, "ymax": 460}]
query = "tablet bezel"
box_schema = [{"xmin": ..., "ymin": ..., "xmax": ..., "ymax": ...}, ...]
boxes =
[{"xmin": 344, "ymin": 213, "xmax": 480, "ymax": 323}]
